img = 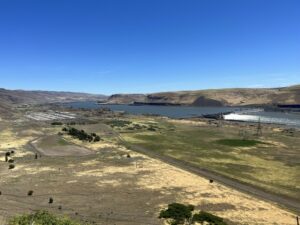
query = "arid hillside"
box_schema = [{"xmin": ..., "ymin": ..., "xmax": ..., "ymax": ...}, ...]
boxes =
[
  {"xmin": 106, "ymin": 85, "xmax": 300, "ymax": 106},
  {"xmin": 0, "ymin": 88, "xmax": 107, "ymax": 117}
]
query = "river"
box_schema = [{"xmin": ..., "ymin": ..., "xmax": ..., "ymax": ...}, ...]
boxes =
[{"xmin": 64, "ymin": 102, "xmax": 300, "ymax": 128}]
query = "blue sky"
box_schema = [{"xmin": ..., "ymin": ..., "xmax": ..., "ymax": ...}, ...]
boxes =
[{"xmin": 0, "ymin": 0, "xmax": 299, "ymax": 94}]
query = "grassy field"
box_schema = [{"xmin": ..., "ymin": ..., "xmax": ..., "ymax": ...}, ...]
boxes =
[
  {"xmin": 0, "ymin": 116, "xmax": 298, "ymax": 224},
  {"xmin": 120, "ymin": 117, "xmax": 300, "ymax": 201}
]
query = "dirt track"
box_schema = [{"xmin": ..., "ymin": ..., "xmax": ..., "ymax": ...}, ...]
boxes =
[{"xmin": 122, "ymin": 140, "xmax": 300, "ymax": 215}]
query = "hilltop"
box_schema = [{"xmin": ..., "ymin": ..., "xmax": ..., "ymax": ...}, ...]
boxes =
[{"xmin": 105, "ymin": 85, "xmax": 300, "ymax": 106}]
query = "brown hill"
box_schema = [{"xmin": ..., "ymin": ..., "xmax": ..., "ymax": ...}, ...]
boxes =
[
  {"xmin": 0, "ymin": 88, "xmax": 107, "ymax": 117},
  {"xmin": 105, "ymin": 85, "xmax": 300, "ymax": 106}
]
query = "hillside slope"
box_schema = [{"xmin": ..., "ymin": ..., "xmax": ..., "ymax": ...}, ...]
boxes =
[
  {"xmin": 105, "ymin": 85, "xmax": 300, "ymax": 106},
  {"xmin": 0, "ymin": 88, "xmax": 107, "ymax": 117}
]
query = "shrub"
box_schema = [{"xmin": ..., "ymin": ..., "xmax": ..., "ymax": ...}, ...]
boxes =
[
  {"xmin": 8, "ymin": 164, "xmax": 15, "ymax": 170},
  {"xmin": 49, "ymin": 197, "xmax": 54, "ymax": 204},
  {"xmin": 62, "ymin": 127, "xmax": 68, "ymax": 132},
  {"xmin": 106, "ymin": 120, "xmax": 132, "ymax": 128},
  {"xmin": 27, "ymin": 190, "xmax": 34, "ymax": 196},
  {"xmin": 9, "ymin": 210, "xmax": 82, "ymax": 225},
  {"xmin": 147, "ymin": 127, "xmax": 156, "ymax": 131},
  {"xmin": 159, "ymin": 203, "xmax": 194, "ymax": 225},
  {"xmin": 51, "ymin": 122, "xmax": 63, "ymax": 126},
  {"xmin": 192, "ymin": 211, "xmax": 227, "ymax": 225},
  {"xmin": 8, "ymin": 159, "xmax": 14, "ymax": 163},
  {"xmin": 159, "ymin": 203, "xmax": 227, "ymax": 225},
  {"xmin": 94, "ymin": 136, "xmax": 101, "ymax": 142}
]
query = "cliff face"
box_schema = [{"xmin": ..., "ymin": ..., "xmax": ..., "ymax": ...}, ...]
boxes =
[{"xmin": 105, "ymin": 85, "xmax": 300, "ymax": 106}]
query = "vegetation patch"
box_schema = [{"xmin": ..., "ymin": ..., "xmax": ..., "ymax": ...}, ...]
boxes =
[
  {"xmin": 159, "ymin": 203, "xmax": 227, "ymax": 225},
  {"xmin": 51, "ymin": 121, "xmax": 63, "ymax": 126},
  {"xmin": 9, "ymin": 210, "xmax": 82, "ymax": 225},
  {"xmin": 62, "ymin": 127, "xmax": 101, "ymax": 142},
  {"xmin": 106, "ymin": 120, "xmax": 132, "ymax": 128},
  {"xmin": 215, "ymin": 139, "xmax": 264, "ymax": 147}
]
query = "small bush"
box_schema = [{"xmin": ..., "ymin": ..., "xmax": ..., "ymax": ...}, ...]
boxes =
[
  {"xmin": 147, "ymin": 127, "xmax": 156, "ymax": 131},
  {"xmin": 27, "ymin": 190, "xmax": 34, "ymax": 196},
  {"xmin": 8, "ymin": 159, "xmax": 14, "ymax": 163},
  {"xmin": 8, "ymin": 164, "xmax": 15, "ymax": 170},
  {"xmin": 94, "ymin": 136, "xmax": 101, "ymax": 142},
  {"xmin": 51, "ymin": 122, "xmax": 63, "ymax": 126}
]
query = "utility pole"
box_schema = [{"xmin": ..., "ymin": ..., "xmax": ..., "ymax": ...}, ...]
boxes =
[{"xmin": 256, "ymin": 118, "xmax": 262, "ymax": 137}]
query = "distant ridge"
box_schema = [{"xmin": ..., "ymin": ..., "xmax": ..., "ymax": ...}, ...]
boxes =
[
  {"xmin": 0, "ymin": 88, "xmax": 107, "ymax": 117},
  {"xmin": 105, "ymin": 85, "xmax": 300, "ymax": 107}
]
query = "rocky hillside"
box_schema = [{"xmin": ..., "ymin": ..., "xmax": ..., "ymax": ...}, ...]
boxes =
[
  {"xmin": 105, "ymin": 85, "xmax": 300, "ymax": 106},
  {"xmin": 107, "ymin": 94, "xmax": 146, "ymax": 104},
  {"xmin": 0, "ymin": 88, "xmax": 107, "ymax": 117}
]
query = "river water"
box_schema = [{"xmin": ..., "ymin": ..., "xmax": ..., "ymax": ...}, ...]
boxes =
[{"xmin": 65, "ymin": 102, "xmax": 300, "ymax": 128}]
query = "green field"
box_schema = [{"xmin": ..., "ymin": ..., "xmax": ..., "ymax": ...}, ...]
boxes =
[{"xmin": 120, "ymin": 118, "xmax": 300, "ymax": 201}]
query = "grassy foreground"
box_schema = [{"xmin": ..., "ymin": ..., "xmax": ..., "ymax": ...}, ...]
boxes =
[
  {"xmin": 119, "ymin": 117, "xmax": 300, "ymax": 201},
  {"xmin": 9, "ymin": 211, "xmax": 82, "ymax": 225}
]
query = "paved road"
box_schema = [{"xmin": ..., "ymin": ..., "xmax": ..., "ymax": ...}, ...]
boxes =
[{"xmin": 119, "ymin": 137, "xmax": 300, "ymax": 215}]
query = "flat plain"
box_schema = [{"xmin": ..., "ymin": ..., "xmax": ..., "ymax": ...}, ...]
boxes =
[{"xmin": 0, "ymin": 111, "xmax": 299, "ymax": 225}]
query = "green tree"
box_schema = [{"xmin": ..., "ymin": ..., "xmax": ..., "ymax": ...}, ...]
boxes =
[
  {"xmin": 159, "ymin": 203, "xmax": 195, "ymax": 225},
  {"xmin": 192, "ymin": 211, "xmax": 227, "ymax": 225},
  {"xmin": 159, "ymin": 203, "xmax": 227, "ymax": 225}
]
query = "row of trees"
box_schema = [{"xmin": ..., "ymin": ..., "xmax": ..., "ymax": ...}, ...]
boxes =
[{"xmin": 62, "ymin": 127, "xmax": 101, "ymax": 142}]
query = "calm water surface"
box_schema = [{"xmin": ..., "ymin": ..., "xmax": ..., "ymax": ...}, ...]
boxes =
[{"xmin": 65, "ymin": 102, "xmax": 300, "ymax": 128}]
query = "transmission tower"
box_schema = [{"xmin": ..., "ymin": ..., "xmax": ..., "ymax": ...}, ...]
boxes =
[{"xmin": 256, "ymin": 117, "xmax": 262, "ymax": 136}]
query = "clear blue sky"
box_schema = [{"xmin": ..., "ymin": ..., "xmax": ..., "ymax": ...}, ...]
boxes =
[{"xmin": 0, "ymin": 0, "xmax": 299, "ymax": 94}]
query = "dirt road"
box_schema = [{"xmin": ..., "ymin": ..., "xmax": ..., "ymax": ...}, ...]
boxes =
[{"xmin": 121, "ymin": 139, "xmax": 300, "ymax": 214}]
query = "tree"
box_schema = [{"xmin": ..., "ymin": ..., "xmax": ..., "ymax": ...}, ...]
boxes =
[
  {"xmin": 159, "ymin": 203, "xmax": 227, "ymax": 225},
  {"xmin": 192, "ymin": 211, "xmax": 227, "ymax": 225},
  {"xmin": 159, "ymin": 203, "xmax": 194, "ymax": 225}
]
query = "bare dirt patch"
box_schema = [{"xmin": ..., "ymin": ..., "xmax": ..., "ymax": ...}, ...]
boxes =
[{"xmin": 32, "ymin": 135, "xmax": 93, "ymax": 156}]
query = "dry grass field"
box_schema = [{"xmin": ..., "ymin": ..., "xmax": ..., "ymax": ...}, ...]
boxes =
[
  {"xmin": 0, "ymin": 115, "xmax": 299, "ymax": 224},
  {"xmin": 120, "ymin": 117, "xmax": 300, "ymax": 202}
]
